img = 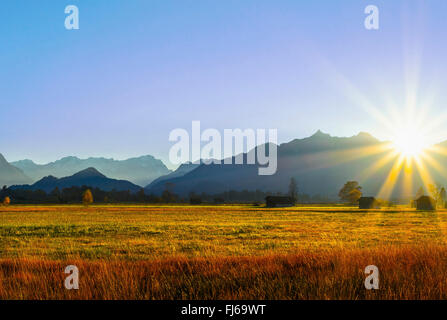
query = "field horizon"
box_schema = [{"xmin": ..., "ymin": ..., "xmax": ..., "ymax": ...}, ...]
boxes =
[{"xmin": 2, "ymin": 204, "xmax": 447, "ymax": 299}]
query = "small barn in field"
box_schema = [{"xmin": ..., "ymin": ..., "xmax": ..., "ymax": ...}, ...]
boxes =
[
  {"xmin": 358, "ymin": 197, "xmax": 380, "ymax": 209},
  {"xmin": 265, "ymin": 196, "xmax": 295, "ymax": 208},
  {"xmin": 416, "ymin": 196, "xmax": 436, "ymax": 211},
  {"xmin": 189, "ymin": 197, "xmax": 202, "ymax": 205}
]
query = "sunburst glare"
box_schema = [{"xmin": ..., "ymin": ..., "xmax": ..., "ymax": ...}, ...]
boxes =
[{"xmin": 391, "ymin": 125, "xmax": 429, "ymax": 160}]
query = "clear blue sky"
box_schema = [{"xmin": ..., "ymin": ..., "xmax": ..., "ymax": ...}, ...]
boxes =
[{"xmin": 1, "ymin": 0, "xmax": 447, "ymax": 168}]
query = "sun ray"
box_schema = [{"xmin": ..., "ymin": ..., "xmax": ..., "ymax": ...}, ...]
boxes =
[
  {"xmin": 419, "ymin": 152, "xmax": 447, "ymax": 181},
  {"xmin": 309, "ymin": 4, "xmax": 447, "ymax": 207},
  {"xmin": 355, "ymin": 148, "xmax": 399, "ymax": 183},
  {"xmin": 413, "ymin": 154, "xmax": 436, "ymax": 195},
  {"xmin": 401, "ymin": 157, "xmax": 414, "ymax": 199},
  {"xmin": 426, "ymin": 145, "xmax": 447, "ymax": 157},
  {"xmin": 377, "ymin": 154, "xmax": 406, "ymax": 200},
  {"xmin": 314, "ymin": 55, "xmax": 396, "ymax": 132},
  {"xmin": 289, "ymin": 143, "xmax": 393, "ymax": 173}
]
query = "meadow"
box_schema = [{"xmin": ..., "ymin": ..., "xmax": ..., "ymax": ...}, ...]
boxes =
[{"xmin": 1, "ymin": 205, "xmax": 447, "ymax": 299}]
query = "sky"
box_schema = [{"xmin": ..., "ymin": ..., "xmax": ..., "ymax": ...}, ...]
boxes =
[{"xmin": 1, "ymin": 0, "xmax": 447, "ymax": 169}]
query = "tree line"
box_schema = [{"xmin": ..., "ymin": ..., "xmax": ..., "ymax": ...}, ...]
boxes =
[
  {"xmin": 0, "ymin": 186, "xmax": 161, "ymax": 204},
  {"xmin": 3, "ymin": 179, "xmax": 443, "ymax": 206},
  {"xmin": 0, "ymin": 183, "xmax": 332, "ymax": 205}
]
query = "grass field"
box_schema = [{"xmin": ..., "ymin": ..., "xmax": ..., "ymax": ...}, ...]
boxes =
[{"xmin": 2, "ymin": 205, "xmax": 447, "ymax": 299}]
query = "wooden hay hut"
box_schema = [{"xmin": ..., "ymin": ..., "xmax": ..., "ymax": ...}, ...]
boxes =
[
  {"xmin": 359, "ymin": 197, "xmax": 380, "ymax": 209},
  {"xmin": 416, "ymin": 196, "xmax": 436, "ymax": 211},
  {"xmin": 265, "ymin": 196, "xmax": 295, "ymax": 208}
]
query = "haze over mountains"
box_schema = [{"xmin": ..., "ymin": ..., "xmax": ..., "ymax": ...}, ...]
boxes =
[
  {"xmin": 0, "ymin": 154, "xmax": 32, "ymax": 187},
  {"xmin": 145, "ymin": 162, "xmax": 200, "ymax": 189},
  {"xmin": 11, "ymin": 155, "xmax": 170, "ymax": 187},
  {"xmin": 3, "ymin": 130, "xmax": 447, "ymax": 200}
]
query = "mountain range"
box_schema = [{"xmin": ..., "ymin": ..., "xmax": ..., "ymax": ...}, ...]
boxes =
[
  {"xmin": 4, "ymin": 130, "xmax": 447, "ymax": 200},
  {"xmin": 145, "ymin": 130, "xmax": 443, "ymax": 199},
  {"xmin": 11, "ymin": 155, "xmax": 170, "ymax": 187},
  {"xmin": 11, "ymin": 167, "xmax": 141, "ymax": 193}
]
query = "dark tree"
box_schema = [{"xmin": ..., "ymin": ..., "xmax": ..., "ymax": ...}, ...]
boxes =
[
  {"xmin": 288, "ymin": 177, "xmax": 298, "ymax": 202},
  {"xmin": 339, "ymin": 181, "xmax": 362, "ymax": 204}
]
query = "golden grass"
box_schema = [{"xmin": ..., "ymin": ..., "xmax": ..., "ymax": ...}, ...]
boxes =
[
  {"xmin": 2, "ymin": 246, "xmax": 447, "ymax": 299},
  {"xmin": 1, "ymin": 205, "xmax": 447, "ymax": 299}
]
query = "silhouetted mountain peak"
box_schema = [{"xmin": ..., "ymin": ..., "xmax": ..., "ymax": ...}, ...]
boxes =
[
  {"xmin": 58, "ymin": 156, "xmax": 81, "ymax": 163},
  {"xmin": 303, "ymin": 130, "xmax": 379, "ymax": 145},
  {"xmin": 39, "ymin": 175, "xmax": 59, "ymax": 183},
  {"xmin": 13, "ymin": 159, "xmax": 36, "ymax": 165},
  {"xmin": 71, "ymin": 167, "xmax": 106, "ymax": 179},
  {"xmin": 0, "ymin": 153, "xmax": 7, "ymax": 164},
  {"xmin": 134, "ymin": 155, "xmax": 155, "ymax": 160},
  {"xmin": 13, "ymin": 167, "xmax": 141, "ymax": 193},
  {"xmin": 310, "ymin": 130, "xmax": 331, "ymax": 139},
  {"xmin": 354, "ymin": 131, "xmax": 378, "ymax": 142}
]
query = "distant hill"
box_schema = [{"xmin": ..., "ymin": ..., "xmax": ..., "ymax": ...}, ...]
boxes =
[
  {"xmin": 12, "ymin": 155, "xmax": 171, "ymax": 186},
  {"xmin": 12, "ymin": 167, "xmax": 141, "ymax": 193},
  {"xmin": 145, "ymin": 162, "xmax": 200, "ymax": 190},
  {"xmin": 0, "ymin": 153, "xmax": 32, "ymax": 187},
  {"xmin": 145, "ymin": 130, "xmax": 440, "ymax": 199}
]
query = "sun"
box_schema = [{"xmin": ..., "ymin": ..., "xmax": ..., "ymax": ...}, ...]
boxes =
[{"xmin": 392, "ymin": 127, "xmax": 429, "ymax": 159}]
